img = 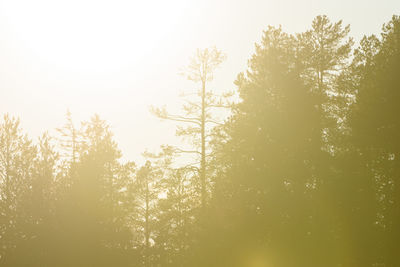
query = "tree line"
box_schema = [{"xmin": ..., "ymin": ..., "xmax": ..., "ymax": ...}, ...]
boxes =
[{"xmin": 1, "ymin": 15, "xmax": 399, "ymax": 267}]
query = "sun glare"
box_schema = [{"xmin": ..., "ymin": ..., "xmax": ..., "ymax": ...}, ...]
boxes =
[
  {"xmin": 2, "ymin": 0, "xmax": 189, "ymax": 73},
  {"xmin": 1, "ymin": 1, "xmax": 400, "ymax": 266}
]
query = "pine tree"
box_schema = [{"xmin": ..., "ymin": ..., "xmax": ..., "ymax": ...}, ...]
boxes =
[
  {"xmin": 152, "ymin": 47, "xmax": 227, "ymax": 209},
  {"xmin": 0, "ymin": 114, "xmax": 37, "ymax": 265}
]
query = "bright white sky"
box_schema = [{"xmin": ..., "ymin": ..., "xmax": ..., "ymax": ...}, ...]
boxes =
[{"xmin": 1, "ymin": 0, "xmax": 399, "ymax": 163}]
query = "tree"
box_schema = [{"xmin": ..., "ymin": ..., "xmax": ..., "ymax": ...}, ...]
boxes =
[
  {"xmin": 148, "ymin": 146, "xmax": 199, "ymax": 267},
  {"xmin": 54, "ymin": 114, "xmax": 133, "ymax": 266},
  {"xmin": 0, "ymin": 114, "xmax": 37, "ymax": 265},
  {"xmin": 230, "ymin": 25, "xmax": 320, "ymax": 267},
  {"xmin": 296, "ymin": 15, "xmax": 355, "ymax": 266},
  {"xmin": 152, "ymin": 47, "xmax": 227, "ymax": 209},
  {"xmin": 348, "ymin": 15, "xmax": 400, "ymax": 266},
  {"xmin": 56, "ymin": 110, "xmax": 81, "ymax": 166},
  {"xmin": 134, "ymin": 161, "xmax": 160, "ymax": 267},
  {"xmin": 203, "ymin": 16, "xmax": 355, "ymax": 267},
  {"xmin": 10, "ymin": 133, "xmax": 59, "ymax": 266}
]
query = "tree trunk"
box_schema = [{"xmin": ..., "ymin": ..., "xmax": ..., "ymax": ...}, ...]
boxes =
[{"xmin": 200, "ymin": 78, "xmax": 206, "ymax": 209}]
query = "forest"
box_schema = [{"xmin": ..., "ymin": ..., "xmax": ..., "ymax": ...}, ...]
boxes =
[{"xmin": 1, "ymin": 15, "xmax": 400, "ymax": 267}]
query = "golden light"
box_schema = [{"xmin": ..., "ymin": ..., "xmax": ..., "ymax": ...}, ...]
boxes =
[{"xmin": 2, "ymin": 0, "xmax": 190, "ymax": 73}]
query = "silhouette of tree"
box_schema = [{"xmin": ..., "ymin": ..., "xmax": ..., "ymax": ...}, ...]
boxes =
[{"xmin": 152, "ymin": 47, "xmax": 228, "ymax": 209}]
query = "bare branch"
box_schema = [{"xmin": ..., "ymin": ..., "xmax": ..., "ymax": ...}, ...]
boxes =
[
  {"xmin": 205, "ymin": 120, "xmax": 224, "ymax": 126},
  {"xmin": 173, "ymin": 147, "xmax": 201, "ymax": 155}
]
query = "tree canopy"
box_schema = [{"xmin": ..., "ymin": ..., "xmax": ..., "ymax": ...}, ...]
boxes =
[{"xmin": 1, "ymin": 15, "xmax": 400, "ymax": 267}]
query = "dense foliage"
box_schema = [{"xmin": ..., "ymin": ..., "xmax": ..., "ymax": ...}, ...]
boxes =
[{"xmin": 0, "ymin": 15, "xmax": 399, "ymax": 267}]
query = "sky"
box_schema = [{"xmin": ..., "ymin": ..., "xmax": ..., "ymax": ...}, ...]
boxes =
[{"xmin": 1, "ymin": 0, "xmax": 399, "ymax": 163}]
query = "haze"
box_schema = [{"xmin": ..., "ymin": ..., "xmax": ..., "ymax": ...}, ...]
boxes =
[{"xmin": 1, "ymin": 0, "xmax": 399, "ymax": 162}]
